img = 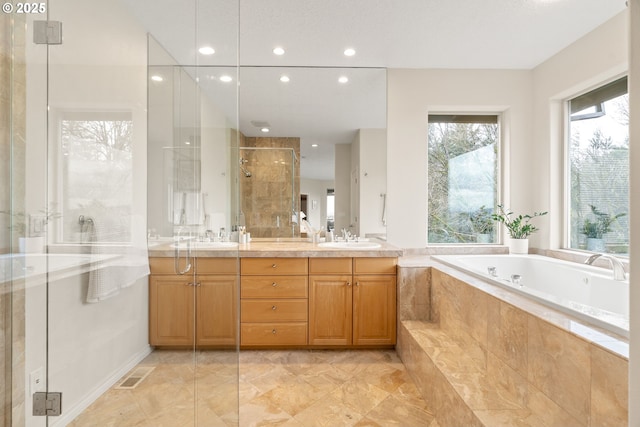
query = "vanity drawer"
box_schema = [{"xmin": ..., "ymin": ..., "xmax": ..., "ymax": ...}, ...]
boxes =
[
  {"xmin": 241, "ymin": 258, "xmax": 308, "ymax": 275},
  {"xmin": 309, "ymin": 257, "xmax": 352, "ymax": 274},
  {"xmin": 241, "ymin": 276, "xmax": 308, "ymax": 298},
  {"xmin": 241, "ymin": 299, "xmax": 308, "ymax": 322},
  {"xmin": 149, "ymin": 257, "xmax": 193, "ymax": 275},
  {"xmin": 197, "ymin": 257, "xmax": 238, "ymax": 274},
  {"xmin": 241, "ymin": 323, "xmax": 308, "ymax": 346},
  {"xmin": 353, "ymin": 257, "xmax": 397, "ymax": 275}
]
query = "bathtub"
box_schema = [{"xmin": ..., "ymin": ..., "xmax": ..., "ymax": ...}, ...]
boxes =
[
  {"xmin": 0, "ymin": 253, "xmax": 115, "ymax": 287},
  {"xmin": 432, "ymin": 254, "xmax": 629, "ymax": 338}
]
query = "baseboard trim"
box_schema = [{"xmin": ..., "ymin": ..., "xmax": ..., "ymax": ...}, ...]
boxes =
[{"xmin": 50, "ymin": 345, "xmax": 153, "ymax": 426}]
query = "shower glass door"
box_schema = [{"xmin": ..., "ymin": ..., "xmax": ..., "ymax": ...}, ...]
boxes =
[{"xmin": 3, "ymin": 0, "xmax": 239, "ymax": 426}]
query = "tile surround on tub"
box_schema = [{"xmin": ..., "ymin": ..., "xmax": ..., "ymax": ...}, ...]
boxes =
[{"xmin": 397, "ymin": 256, "xmax": 629, "ymax": 426}]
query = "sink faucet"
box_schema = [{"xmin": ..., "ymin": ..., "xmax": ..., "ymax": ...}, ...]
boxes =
[{"xmin": 584, "ymin": 254, "xmax": 627, "ymax": 281}]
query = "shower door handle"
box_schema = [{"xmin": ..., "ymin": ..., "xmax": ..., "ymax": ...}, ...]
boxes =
[{"xmin": 174, "ymin": 237, "xmax": 192, "ymax": 275}]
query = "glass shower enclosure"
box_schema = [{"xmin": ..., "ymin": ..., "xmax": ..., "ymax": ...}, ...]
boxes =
[{"xmin": 3, "ymin": 0, "xmax": 240, "ymax": 426}]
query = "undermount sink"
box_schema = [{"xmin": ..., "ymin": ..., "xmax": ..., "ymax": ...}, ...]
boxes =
[
  {"xmin": 171, "ymin": 241, "xmax": 238, "ymax": 249},
  {"xmin": 317, "ymin": 241, "xmax": 381, "ymax": 249}
]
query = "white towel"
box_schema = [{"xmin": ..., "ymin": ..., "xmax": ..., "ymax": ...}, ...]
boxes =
[
  {"xmin": 173, "ymin": 192, "xmax": 204, "ymax": 225},
  {"xmin": 86, "ymin": 218, "xmax": 150, "ymax": 303},
  {"xmin": 86, "ymin": 221, "xmax": 120, "ymax": 303}
]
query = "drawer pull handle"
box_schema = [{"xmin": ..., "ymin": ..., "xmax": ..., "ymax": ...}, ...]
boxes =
[
  {"xmin": 272, "ymin": 329, "xmax": 277, "ymax": 334},
  {"xmin": 272, "ymin": 282, "xmax": 277, "ymax": 287},
  {"xmin": 272, "ymin": 305, "xmax": 277, "ymax": 310},
  {"xmin": 272, "ymin": 263, "xmax": 277, "ymax": 268}
]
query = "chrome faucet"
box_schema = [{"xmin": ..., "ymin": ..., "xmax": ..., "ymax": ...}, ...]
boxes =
[{"xmin": 584, "ymin": 254, "xmax": 627, "ymax": 281}]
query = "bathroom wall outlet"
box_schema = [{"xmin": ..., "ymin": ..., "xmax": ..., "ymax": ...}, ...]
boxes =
[{"xmin": 30, "ymin": 367, "xmax": 44, "ymax": 394}]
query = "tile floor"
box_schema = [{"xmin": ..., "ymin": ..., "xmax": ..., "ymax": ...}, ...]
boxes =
[{"xmin": 69, "ymin": 349, "xmax": 438, "ymax": 427}]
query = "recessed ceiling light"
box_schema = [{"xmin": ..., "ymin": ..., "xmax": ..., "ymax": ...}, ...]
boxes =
[
  {"xmin": 219, "ymin": 75, "xmax": 233, "ymax": 83},
  {"xmin": 311, "ymin": 144, "xmax": 318, "ymax": 148},
  {"xmin": 261, "ymin": 127, "xmax": 270, "ymax": 133},
  {"xmin": 184, "ymin": 140, "xmax": 191, "ymax": 145},
  {"xmin": 273, "ymin": 47, "xmax": 285, "ymax": 55},
  {"xmin": 338, "ymin": 76, "xmax": 349, "ymax": 84},
  {"xmin": 280, "ymin": 75, "xmax": 290, "ymax": 83},
  {"xmin": 198, "ymin": 46, "xmax": 215, "ymax": 55},
  {"xmin": 344, "ymin": 48, "xmax": 356, "ymax": 57},
  {"xmin": 151, "ymin": 75, "xmax": 164, "ymax": 82}
]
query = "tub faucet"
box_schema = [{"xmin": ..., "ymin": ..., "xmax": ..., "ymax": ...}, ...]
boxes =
[{"xmin": 584, "ymin": 254, "xmax": 627, "ymax": 281}]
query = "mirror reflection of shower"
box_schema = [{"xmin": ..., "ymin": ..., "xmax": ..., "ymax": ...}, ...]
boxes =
[
  {"xmin": 239, "ymin": 146, "xmax": 299, "ymax": 238},
  {"xmin": 239, "ymin": 157, "xmax": 252, "ymax": 178}
]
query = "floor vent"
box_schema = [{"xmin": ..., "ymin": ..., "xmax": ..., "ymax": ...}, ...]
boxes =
[{"xmin": 114, "ymin": 366, "xmax": 155, "ymax": 390}]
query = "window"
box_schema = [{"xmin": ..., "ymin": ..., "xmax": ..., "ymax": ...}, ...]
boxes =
[
  {"xmin": 60, "ymin": 111, "xmax": 134, "ymax": 243},
  {"xmin": 428, "ymin": 115, "xmax": 499, "ymax": 244},
  {"xmin": 568, "ymin": 77, "xmax": 629, "ymax": 254}
]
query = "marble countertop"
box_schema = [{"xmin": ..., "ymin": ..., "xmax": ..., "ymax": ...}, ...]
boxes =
[{"xmin": 148, "ymin": 237, "xmax": 403, "ymax": 258}]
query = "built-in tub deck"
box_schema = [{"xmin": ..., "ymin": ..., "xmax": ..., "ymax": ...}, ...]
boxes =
[{"xmin": 396, "ymin": 254, "xmax": 628, "ymax": 427}]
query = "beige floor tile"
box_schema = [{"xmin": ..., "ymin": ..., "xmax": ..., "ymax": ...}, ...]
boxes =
[{"xmin": 70, "ymin": 348, "xmax": 436, "ymax": 426}]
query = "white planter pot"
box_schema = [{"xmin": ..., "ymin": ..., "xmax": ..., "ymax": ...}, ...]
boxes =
[
  {"xmin": 19, "ymin": 236, "xmax": 45, "ymax": 253},
  {"xmin": 586, "ymin": 238, "xmax": 606, "ymax": 252},
  {"xmin": 508, "ymin": 238, "xmax": 529, "ymax": 254}
]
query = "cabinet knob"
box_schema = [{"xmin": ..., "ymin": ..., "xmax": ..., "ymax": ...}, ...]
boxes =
[
  {"xmin": 272, "ymin": 329, "xmax": 277, "ymax": 334},
  {"xmin": 272, "ymin": 305, "xmax": 277, "ymax": 310},
  {"xmin": 272, "ymin": 282, "xmax": 277, "ymax": 287},
  {"xmin": 355, "ymin": 281, "xmax": 359, "ymax": 287},
  {"xmin": 347, "ymin": 281, "xmax": 351, "ymax": 287},
  {"xmin": 272, "ymin": 263, "xmax": 277, "ymax": 268}
]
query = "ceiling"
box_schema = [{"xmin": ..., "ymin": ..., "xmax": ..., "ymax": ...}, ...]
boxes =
[{"xmin": 127, "ymin": 0, "xmax": 627, "ymax": 179}]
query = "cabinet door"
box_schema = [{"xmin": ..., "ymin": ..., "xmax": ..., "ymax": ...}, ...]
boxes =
[
  {"xmin": 309, "ymin": 275, "xmax": 352, "ymax": 345},
  {"xmin": 196, "ymin": 275, "xmax": 238, "ymax": 347},
  {"xmin": 353, "ymin": 275, "xmax": 396, "ymax": 345},
  {"xmin": 149, "ymin": 275, "xmax": 194, "ymax": 346}
]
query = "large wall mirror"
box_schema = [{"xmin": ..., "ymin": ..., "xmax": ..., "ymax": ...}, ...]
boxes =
[{"xmin": 147, "ymin": 49, "xmax": 388, "ymax": 240}]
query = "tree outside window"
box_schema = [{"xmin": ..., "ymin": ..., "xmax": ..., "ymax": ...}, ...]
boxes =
[{"xmin": 428, "ymin": 115, "xmax": 499, "ymax": 244}]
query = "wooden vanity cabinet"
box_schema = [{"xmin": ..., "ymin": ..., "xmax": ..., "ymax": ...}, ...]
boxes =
[
  {"xmin": 309, "ymin": 257, "xmax": 396, "ymax": 346},
  {"xmin": 148, "ymin": 257, "xmax": 238, "ymax": 347},
  {"xmin": 352, "ymin": 258, "xmax": 397, "ymax": 345},
  {"xmin": 240, "ymin": 257, "xmax": 309, "ymax": 346}
]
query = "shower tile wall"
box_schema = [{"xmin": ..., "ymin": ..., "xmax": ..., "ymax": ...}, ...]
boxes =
[
  {"xmin": 1, "ymin": 12, "xmax": 27, "ymax": 427},
  {"xmin": 240, "ymin": 136, "xmax": 300, "ymax": 238}
]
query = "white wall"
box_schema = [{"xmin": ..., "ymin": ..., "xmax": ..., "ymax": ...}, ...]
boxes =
[
  {"xmin": 387, "ymin": 69, "xmax": 533, "ymax": 248},
  {"xmin": 334, "ymin": 143, "xmax": 351, "ymax": 232},
  {"xmin": 301, "ymin": 178, "xmax": 333, "ymax": 231},
  {"xmin": 357, "ymin": 129, "xmax": 387, "ymax": 237}
]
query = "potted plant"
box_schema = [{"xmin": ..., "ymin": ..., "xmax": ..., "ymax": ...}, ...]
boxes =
[
  {"xmin": 470, "ymin": 206, "xmax": 494, "ymax": 243},
  {"xmin": 1, "ymin": 206, "xmax": 61, "ymax": 253},
  {"xmin": 492, "ymin": 204, "xmax": 548, "ymax": 254},
  {"xmin": 581, "ymin": 204, "xmax": 625, "ymax": 252}
]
